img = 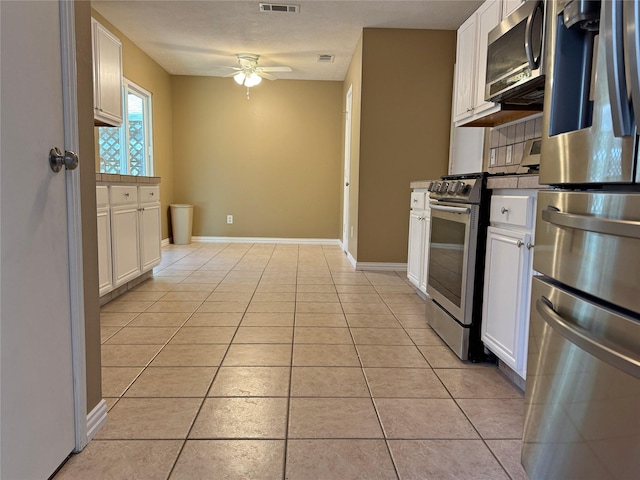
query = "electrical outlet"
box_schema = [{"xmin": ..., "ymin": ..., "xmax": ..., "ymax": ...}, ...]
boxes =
[
  {"xmin": 506, "ymin": 145, "xmax": 513, "ymax": 164},
  {"xmin": 226, "ymin": 215, "xmax": 233, "ymax": 224},
  {"xmin": 490, "ymin": 149, "xmax": 497, "ymax": 166}
]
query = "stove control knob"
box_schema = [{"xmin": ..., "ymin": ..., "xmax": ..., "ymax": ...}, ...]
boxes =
[
  {"xmin": 428, "ymin": 181, "xmax": 437, "ymax": 192},
  {"xmin": 458, "ymin": 182, "xmax": 469, "ymax": 194},
  {"xmin": 448, "ymin": 181, "xmax": 460, "ymax": 194},
  {"xmin": 439, "ymin": 182, "xmax": 449, "ymax": 193}
]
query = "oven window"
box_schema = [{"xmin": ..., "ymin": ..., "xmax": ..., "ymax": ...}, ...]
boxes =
[{"xmin": 428, "ymin": 216, "xmax": 466, "ymax": 308}]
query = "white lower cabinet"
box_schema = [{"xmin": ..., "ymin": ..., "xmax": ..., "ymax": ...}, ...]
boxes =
[
  {"xmin": 98, "ymin": 184, "xmax": 162, "ymax": 295},
  {"xmin": 96, "ymin": 187, "xmax": 113, "ymax": 296},
  {"xmin": 139, "ymin": 202, "xmax": 161, "ymax": 271},
  {"xmin": 111, "ymin": 203, "xmax": 142, "ymax": 287},
  {"xmin": 481, "ymin": 190, "xmax": 537, "ymax": 379},
  {"xmin": 407, "ymin": 189, "xmax": 431, "ymax": 295}
]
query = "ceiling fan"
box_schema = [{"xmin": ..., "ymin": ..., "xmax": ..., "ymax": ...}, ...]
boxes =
[{"xmin": 223, "ymin": 53, "xmax": 292, "ymax": 88}]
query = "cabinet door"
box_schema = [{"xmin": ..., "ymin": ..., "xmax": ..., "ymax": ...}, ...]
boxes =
[
  {"xmin": 407, "ymin": 210, "xmax": 425, "ymax": 287},
  {"xmin": 481, "ymin": 226, "xmax": 532, "ymax": 377},
  {"xmin": 97, "ymin": 207, "xmax": 113, "ymax": 296},
  {"xmin": 111, "ymin": 205, "xmax": 141, "ymax": 286},
  {"xmin": 418, "ymin": 216, "xmax": 431, "ymax": 293},
  {"xmin": 474, "ymin": 0, "xmax": 501, "ymax": 114},
  {"xmin": 139, "ymin": 203, "xmax": 162, "ymax": 272},
  {"xmin": 92, "ymin": 19, "xmax": 122, "ymax": 126},
  {"xmin": 453, "ymin": 15, "xmax": 477, "ymax": 122},
  {"xmin": 502, "ymin": 0, "xmax": 523, "ymax": 18}
]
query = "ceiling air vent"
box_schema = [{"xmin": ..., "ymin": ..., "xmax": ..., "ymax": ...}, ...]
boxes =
[
  {"xmin": 317, "ymin": 54, "xmax": 335, "ymax": 63},
  {"xmin": 259, "ymin": 3, "xmax": 299, "ymax": 13}
]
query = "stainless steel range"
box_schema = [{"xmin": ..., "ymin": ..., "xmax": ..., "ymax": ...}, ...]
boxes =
[{"xmin": 425, "ymin": 172, "xmax": 491, "ymax": 361}]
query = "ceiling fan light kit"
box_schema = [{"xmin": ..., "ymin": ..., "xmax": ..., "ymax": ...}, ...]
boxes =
[{"xmin": 220, "ymin": 53, "xmax": 292, "ymax": 98}]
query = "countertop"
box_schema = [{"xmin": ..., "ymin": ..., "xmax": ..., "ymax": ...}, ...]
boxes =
[
  {"xmin": 410, "ymin": 174, "xmax": 541, "ymax": 190},
  {"xmin": 96, "ymin": 174, "xmax": 161, "ymax": 184}
]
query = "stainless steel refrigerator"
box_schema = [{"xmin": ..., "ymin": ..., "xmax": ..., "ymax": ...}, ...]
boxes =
[{"xmin": 522, "ymin": 1, "xmax": 640, "ymax": 479}]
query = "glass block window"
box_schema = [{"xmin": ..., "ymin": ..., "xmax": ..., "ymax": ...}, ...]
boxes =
[{"xmin": 98, "ymin": 79, "xmax": 153, "ymax": 176}]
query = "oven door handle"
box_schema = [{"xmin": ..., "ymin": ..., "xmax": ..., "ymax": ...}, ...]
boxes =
[
  {"xmin": 536, "ymin": 297, "xmax": 640, "ymax": 380},
  {"xmin": 541, "ymin": 206, "xmax": 640, "ymax": 239},
  {"xmin": 430, "ymin": 204, "xmax": 470, "ymax": 214}
]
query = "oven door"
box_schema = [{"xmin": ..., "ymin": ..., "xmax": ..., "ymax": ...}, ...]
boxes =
[{"xmin": 426, "ymin": 203, "xmax": 477, "ymax": 325}]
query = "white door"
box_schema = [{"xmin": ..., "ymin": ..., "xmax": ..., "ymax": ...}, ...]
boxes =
[
  {"xmin": 342, "ymin": 86, "xmax": 353, "ymax": 251},
  {"xmin": 1, "ymin": 2, "xmax": 79, "ymax": 478}
]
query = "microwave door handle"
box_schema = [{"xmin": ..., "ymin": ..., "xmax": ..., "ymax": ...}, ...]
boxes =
[
  {"xmin": 541, "ymin": 206, "xmax": 640, "ymax": 239},
  {"xmin": 624, "ymin": 0, "xmax": 640, "ymax": 126},
  {"xmin": 524, "ymin": 1, "xmax": 542, "ymax": 69},
  {"xmin": 603, "ymin": 0, "xmax": 633, "ymax": 137},
  {"xmin": 536, "ymin": 297, "xmax": 640, "ymax": 381}
]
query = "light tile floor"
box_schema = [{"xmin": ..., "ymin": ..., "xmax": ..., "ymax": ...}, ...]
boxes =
[{"xmin": 55, "ymin": 243, "xmax": 528, "ymax": 480}]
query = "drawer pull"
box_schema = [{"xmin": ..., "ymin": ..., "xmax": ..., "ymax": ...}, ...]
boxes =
[
  {"xmin": 517, "ymin": 240, "xmax": 524, "ymax": 248},
  {"xmin": 526, "ymin": 242, "xmax": 534, "ymax": 250},
  {"xmin": 124, "ymin": 192, "xmax": 129, "ymax": 197},
  {"xmin": 501, "ymin": 207, "xmax": 509, "ymax": 214}
]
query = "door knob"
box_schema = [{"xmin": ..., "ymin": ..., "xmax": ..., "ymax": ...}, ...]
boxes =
[{"xmin": 49, "ymin": 147, "xmax": 79, "ymax": 172}]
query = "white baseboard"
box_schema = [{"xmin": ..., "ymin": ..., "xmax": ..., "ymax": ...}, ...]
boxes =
[
  {"xmin": 86, "ymin": 399, "xmax": 108, "ymax": 442},
  {"xmin": 191, "ymin": 236, "xmax": 341, "ymax": 246},
  {"xmin": 345, "ymin": 251, "xmax": 357, "ymax": 268},
  {"xmin": 355, "ymin": 262, "xmax": 407, "ymax": 271}
]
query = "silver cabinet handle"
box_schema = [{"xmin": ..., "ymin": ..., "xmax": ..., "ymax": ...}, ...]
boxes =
[
  {"xmin": 542, "ymin": 206, "xmax": 640, "ymax": 239},
  {"xmin": 526, "ymin": 242, "xmax": 534, "ymax": 250},
  {"xmin": 536, "ymin": 297, "xmax": 640, "ymax": 380},
  {"xmin": 516, "ymin": 240, "xmax": 524, "ymax": 248},
  {"xmin": 501, "ymin": 207, "xmax": 509, "ymax": 214},
  {"xmin": 525, "ymin": 1, "xmax": 543, "ymax": 70}
]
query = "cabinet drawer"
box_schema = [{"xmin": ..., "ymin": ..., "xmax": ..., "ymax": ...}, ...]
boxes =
[
  {"xmin": 490, "ymin": 194, "xmax": 534, "ymax": 228},
  {"xmin": 410, "ymin": 191, "xmax": 426, "ymax": 210},
  {"xmin": 109, "ymin": 185, "xmax": 138, "ymax": 205},
  {"xmin": 96, "ymin": 186, "xmax": 109, "ymax": 207},
  {"xmin": 138, "ymin": 186, "xmax": 159, "ymax": 203}
]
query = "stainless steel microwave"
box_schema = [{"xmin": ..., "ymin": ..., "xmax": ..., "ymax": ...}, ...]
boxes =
[{"xmin": 485, "ymin": 0, "xmax": 545, "ymax": 106}]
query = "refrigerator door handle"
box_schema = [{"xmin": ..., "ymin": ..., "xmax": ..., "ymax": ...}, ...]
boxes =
[
  {"xmin": 624, "ymin": 0, "xmax": 640, "ymax": 125},
  {"xmin": 537, "ymin": 297, "xmax": 640, "ymax": 380},
  {"xmin": 603, "ymin": 0, "xmax": 634, "ymax": 137},
  {"xmin": 541, "ymin": 206, "xmax": 640, "ymax": 239}
]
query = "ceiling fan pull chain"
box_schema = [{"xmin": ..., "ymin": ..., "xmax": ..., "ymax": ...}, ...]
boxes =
[{"xmin": 246, "ymin": 87, "xmax": 251, "ymax": 100}]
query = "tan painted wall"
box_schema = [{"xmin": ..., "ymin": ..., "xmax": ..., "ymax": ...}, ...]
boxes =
[
  {"xmin": 91, "ymin": 11, "xmax": 174, "ymax": 239},
  {"xmin": 342, "ymin": 36, "xmax": 363, "ymax": 260},
  {"xmin": 171, "ymin": 76, "xmax": 342, "ymax": 239},
  {"xmin": 77, "ymin": 1, "xmax": 102, "ymax": 412},
  {"xmin": 357, "ymin": 28, "xmax": 455, "ymax": 263}
]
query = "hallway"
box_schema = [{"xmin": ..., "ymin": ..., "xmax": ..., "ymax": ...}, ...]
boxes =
[{"xmin": 55, "ymin": 243, "xmax": 527, "ymax": 479}]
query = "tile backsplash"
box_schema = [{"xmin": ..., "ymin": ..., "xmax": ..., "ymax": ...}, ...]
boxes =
[{"xmin": 486, "ymin": 114, "xmax": 542, "ymax": 174}]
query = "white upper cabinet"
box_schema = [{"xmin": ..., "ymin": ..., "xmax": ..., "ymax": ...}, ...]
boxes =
[
  {"xmin": 453, "ymin": 17, "xmax": 477, "ymax": 121},
  {"xmin": 92, "ymin": 18, "xmax": 123, "ymax": 127},
  {"xmin": 474, "ymin": 0, "xmax": 502, "ymax": 115},
  {"xmin": 502, "ymin": 0, "xmax": 524, "ymax": 18},
  {"xmin": 453, "ymin": 0, "xmax": 502, "ymax": 126}
]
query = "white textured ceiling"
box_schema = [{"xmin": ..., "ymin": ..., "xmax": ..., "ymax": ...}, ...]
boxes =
[{"xmin": 91, "ymin": 0, "xmax": 482, "ymax": 81}]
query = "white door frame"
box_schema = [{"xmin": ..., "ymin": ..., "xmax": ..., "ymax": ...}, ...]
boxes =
[
  {"xmin": 342, "ymin": 85, "xmax": 353, "ymax": 252},
  {"xmin": 60, "ymin": 0, "xmax": 89, "ymax": 452}
]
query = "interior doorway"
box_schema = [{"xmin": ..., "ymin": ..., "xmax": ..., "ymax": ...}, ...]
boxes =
[{"xmin": 342, "ymin": 85, "xmax": 353, "ymax": 252}]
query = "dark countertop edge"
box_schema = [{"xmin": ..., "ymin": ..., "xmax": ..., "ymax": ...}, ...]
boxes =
[{"xmin": 96, "ymin": 173, "xmax": 161, "ymax": 185}]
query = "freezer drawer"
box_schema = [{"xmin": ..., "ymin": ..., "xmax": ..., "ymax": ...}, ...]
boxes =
[
  {"xmin": 533, "ymin": 190, "xmax": 640, "ymax": 315},
  {"xmin": 523, "ymin": 276, "xmax": 640, "ymax": 480}
]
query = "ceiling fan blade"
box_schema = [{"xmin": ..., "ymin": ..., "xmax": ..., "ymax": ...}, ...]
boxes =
[
  {"xmin": 258, "ymin": 71, "xmax": 277, "ymax": 81},
  {"xmin": 258, "ymin": 66, "xmax": 292, "ymax": 73},
  {"xmin": 223, "ymin": 70, "xmax": 241, "ymax": 77}
]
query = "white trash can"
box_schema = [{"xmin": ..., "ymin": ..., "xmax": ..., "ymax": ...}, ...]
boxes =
[{"xmin": 170, "ymin": 204, "xmax": 194, "ymax": 245}]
